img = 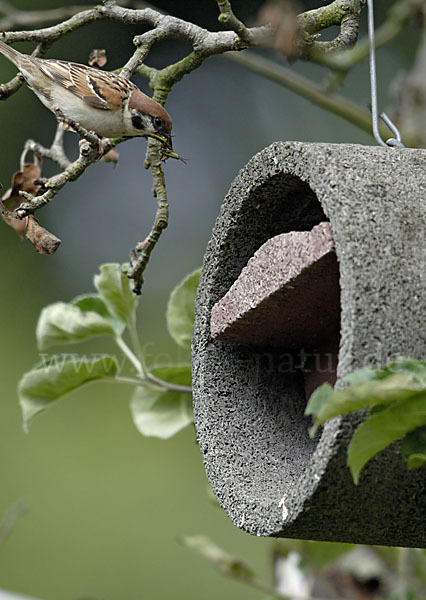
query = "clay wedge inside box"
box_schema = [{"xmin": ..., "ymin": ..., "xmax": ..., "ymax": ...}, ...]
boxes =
[{"xmin": 210, "ymin": 221, "xmax": 340, "ymax": 399}]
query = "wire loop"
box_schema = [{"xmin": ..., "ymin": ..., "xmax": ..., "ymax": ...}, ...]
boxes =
[{"xmin": 367, "ymin": 0, "xmax": 405, "ymax": 148}]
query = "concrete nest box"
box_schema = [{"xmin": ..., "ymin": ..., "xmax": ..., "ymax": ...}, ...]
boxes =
[{"xmin": 192, "ymin": 141, "xmax": 426, "ymax": 547}]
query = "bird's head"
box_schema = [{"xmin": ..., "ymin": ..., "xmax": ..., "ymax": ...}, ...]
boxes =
[{"xmin": 128, "ymin": 89, "xmax": 173, "ymax": 147}]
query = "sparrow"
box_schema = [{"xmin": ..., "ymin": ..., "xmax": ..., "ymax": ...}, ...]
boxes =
[{"xmin": 0, "ymin": 40, "xmax": 173, "ymax": 146}]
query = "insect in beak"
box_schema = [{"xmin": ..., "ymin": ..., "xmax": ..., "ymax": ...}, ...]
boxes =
[
  {"xmin": 148, "ymin": 133, "xmax": 185, "ymax": 162},
  {"xmin": 159, "ymin": 147, "xmax": 187, "ymax": 163},
  {"xmin": 149, "ymin": 132, "xmax": 171, "ymax": 145}
]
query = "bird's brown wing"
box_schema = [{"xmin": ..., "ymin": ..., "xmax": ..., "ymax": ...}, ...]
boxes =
[{"xmin": 37, "ymin": 59, "xmax": 137, "ymax": 110}]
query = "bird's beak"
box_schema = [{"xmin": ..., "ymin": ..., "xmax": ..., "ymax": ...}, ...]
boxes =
[
  {"xmin": 149, "ymin": 132, "xmax": 173, "ymax": 148},
  {"xmin": 147, "ymin": 132, "xmax": 183, "ymax": 162}
]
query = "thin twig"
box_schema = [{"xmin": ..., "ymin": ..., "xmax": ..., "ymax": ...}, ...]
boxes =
[
  {"xmin": 127, "ymin": 138, "xmax": 169, "ymax": 294},
  {"xmin": 22, "ymin": 127, "xmax": 71, "ymax": 171},
  {"xmin": 13, "ymin": 143, "xmax": 106, "ymax": 218},
  {"xmin": 112, "ymin": 375, "xmax": 144, "ymax": 385},
  {"xmin": 0, "ymin": 72, "xmax": 23, "ymax": 100},
  {"xmin": 216, "ymin": 0, "xmax": 252, "ymax": 43},
  {"xmin": 145, "ymin": 371, "xmax": 192, "ymax": 394},
  {"xmin": 115, "ymin": 335, "xmax": 143, "ymax": 376},
  {"xmin": 115, "ymin": 332, "xmax": 191, "ymax": 392}
]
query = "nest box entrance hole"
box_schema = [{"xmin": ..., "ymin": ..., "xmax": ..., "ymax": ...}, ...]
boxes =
[{"xmin": 211, "ymin": 171, "xmax": 341, "ymax": 443}]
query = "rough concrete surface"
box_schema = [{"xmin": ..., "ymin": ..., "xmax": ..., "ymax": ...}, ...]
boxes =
[{"xmin": 192, "ymin": 142, "xmax": 426, "ymax": 547}]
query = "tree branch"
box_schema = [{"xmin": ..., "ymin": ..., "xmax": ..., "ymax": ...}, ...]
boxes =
[
  {"xmin": 319, "ymin": 0, "xmax": 423, "ymax": 70},
  {"xmin": 0, "ymin": 71, "xmax": 23, "ymax": 100},
  {"xmin": 127, "ymin": 138, "xmax": 169, "ymax": 295},
  {"xmin": 11, "ymin": 134, "xmax": 110, "ymax": 217},
  {"xmin": 0, "ymin": 1, "xmax": 160, "ymax": 30},
  {"xmin": 216, "ymin": 0, "xmax": 253, "ymax": 43},
  {"xmin": 0, "ymin": 0, "xmax": 366, "ymax": 61},
  {"xmin": 298, "ymin": 0, "xmax": 366, "ymax": 57},
  {"xmin": 21, "ymin": 126, "xmax": 71, "ymax": 171}
]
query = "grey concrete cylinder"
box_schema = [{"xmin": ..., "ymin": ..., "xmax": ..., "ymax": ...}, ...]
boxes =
[{"xmin": 192, "ymin": 142, "xmax": 426, "ymax": 547}]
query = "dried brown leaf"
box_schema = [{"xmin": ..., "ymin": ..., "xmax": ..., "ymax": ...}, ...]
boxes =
[
  {"xmin": 2, "ymin": 163, "xmax": 41, "ymax": 208},
  {"xmin": 101, "ymin": 148, "xmax": 119, "ymax": 165},
  {"xmin": 1, "ymin": 163, "xmax": 61, "ymax": 253},
  {"xmin": 88, "ymin": 49, "xmax": 107, "ymax": 68},
  {"xmin": 258, "ymin": 0, "xmax": 301, "ymax": 60},
  {"xmin": 25, "ymin": 216, "xmax": 61, "ymax": 255},
  {"xmin": 1, "ymin": 163, "xmax": 42, "ymax": 236}
]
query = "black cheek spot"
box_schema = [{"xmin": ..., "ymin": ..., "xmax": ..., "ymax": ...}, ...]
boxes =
[{"xmin": 131, "ymin": 114, "xmax": 144, "ymax": 130}]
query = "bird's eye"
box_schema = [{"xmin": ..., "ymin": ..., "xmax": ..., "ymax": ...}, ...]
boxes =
[{"xmin": 153, "ymin": 116, "xmax": 164, "ymax": 129}]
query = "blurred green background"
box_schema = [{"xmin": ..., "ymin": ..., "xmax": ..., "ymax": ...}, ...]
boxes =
[{"xmin": 0, "ymin": 1, "xmax": 420, "ymax": 598}]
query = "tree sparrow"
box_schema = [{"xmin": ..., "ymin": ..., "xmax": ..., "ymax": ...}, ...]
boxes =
[{"xmin": 0, "ymin": 40, "xmax": 173, "ymax": 145}]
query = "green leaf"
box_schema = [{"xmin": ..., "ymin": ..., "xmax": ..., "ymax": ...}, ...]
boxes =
[
  {"xmin": 305, "ymin": 383, "xmax": 334, "ymax": 417},
  {"xmin": 309, "ymin": 374, "xmax": 423, "ymax": 425},
  {"xmin": 401, "ymin": 426, "xmax": 426, "ymax": 470},
  {"xmin": 343, "ymin": 366, "xmax": 377, "ymax": 385},
  {"xmin": 181, "ymin": 535, "xmax": 255, "ymax": 582},
  {"xmin": 36, "ymin": 302, "xmax": 118, "ymax": 351},
  {"xmin": 375, "ymin": 357, "xmax": 426, "ymax": 385},
  {"xmin": 305, "ymin": 383, "xmax": 334, "ymax": 437},
  {"xmin": 130, "ymin": 365, "xmax": 192, "ymax": 439},
  {"xmin": 348, "ymin": 392, "xmax": 426, "ymax": 483},
  {"xmin": 166, "ymin": 268, "xmax": 201, "ymax": 349},
  {"xmin": 19, "ymin": 355, "xmax": 118, "ymax": 430},
  {"xmin": 94, "ymin": 263, "xmax": 138, "ymax": 325},
  {"xmin": 405, "ymin": 453, "xmax": 426, "ymax": 470},
  {"xmin": 72, "ymin": 294, "xmax": 125, "ymax": 335}
]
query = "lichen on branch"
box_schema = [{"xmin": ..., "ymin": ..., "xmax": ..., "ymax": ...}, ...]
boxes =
[{"xmin": 297, "ymin": 0, "xmax": 366, "ymax": 57}]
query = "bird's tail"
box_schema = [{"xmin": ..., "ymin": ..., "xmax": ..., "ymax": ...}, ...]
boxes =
[{"xmin": 0, "ymin": 39, "xmax": 21, "ymax": 66}]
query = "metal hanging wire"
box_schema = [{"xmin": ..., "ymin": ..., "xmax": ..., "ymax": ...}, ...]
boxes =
[{"xmin": 367, "ymin": 0, "xmax": 405, "ymax": 148}]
